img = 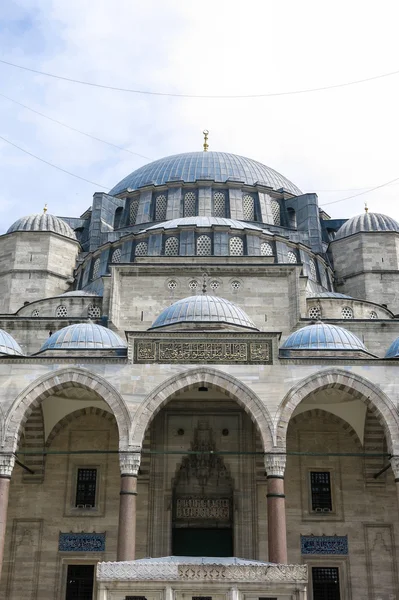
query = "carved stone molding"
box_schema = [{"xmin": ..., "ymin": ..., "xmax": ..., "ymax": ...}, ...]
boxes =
[
  {"xmin": 264, "ymin": 452, "xmax": 286, "ymax": 477},
  {"xmin": 119, "ymin": 451, "xmax": 141, "ymax": 476},
  {"xmin": 0, "ymin": 454, "xmax": 15, "ymax": 477},
  {"xmin": 390, "ymin": 456, "xmax": 399, "ymax": 479}
]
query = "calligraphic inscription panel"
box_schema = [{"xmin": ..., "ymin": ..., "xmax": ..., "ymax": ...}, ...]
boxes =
[
  {"xmin": 134, "ymin": 338, "xmax": 272, "ymax": 364},
  {"xmin": 59, "ymin": 532, "xmax": 105, "ymax": 552},
  {"xmin": 301, "ymin": 535, "xmax": 348, "ymax": 555},
  {"xmin": 176, "ymin": 497, "xmax": 230, "ymax": 520}
]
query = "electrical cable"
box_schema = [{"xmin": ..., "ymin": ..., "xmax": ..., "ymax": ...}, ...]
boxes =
[
  {"xmin": 320, "ymin": 175, "xmax": 399, "ymax": 207},
  {"xmin": 1, "ymin": 58, "xmax": 399, "ymax": 98},
  {"xmin": 0, "ymin": 134, "xmax": 110, "ymax": 190}
]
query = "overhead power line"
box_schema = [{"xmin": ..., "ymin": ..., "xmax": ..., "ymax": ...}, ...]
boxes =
[
  {"xmin": 320, "ymin": 175, "xmax": 399, "ymax": 207},
  {"xmin": 0, "ymin": 91, "xmax": 152, "ymax": 160},
  {"xmin": 1, "ymin": 58, "xmax": 399, "ymax": 98},
  {"xmin": 0, "ymin": 134, "xmax": 110, "ymax": 190}
]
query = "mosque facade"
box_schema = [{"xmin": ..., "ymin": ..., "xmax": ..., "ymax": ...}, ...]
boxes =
[{"xmin": 0, "ymin": 146, "xmax": 398, "ymax": 600}]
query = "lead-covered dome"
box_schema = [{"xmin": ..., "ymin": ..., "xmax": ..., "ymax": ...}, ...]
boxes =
[
  {"xmin": 335, "ymin": 212, "xmax": 399, "ymax": 240},
  {"xmin": 0, "ymin": 329, "xmax": 24, "ymax": 356},
  {"xmin": 280, "ymin": 322, "xmax": 367, "ymax": 356},
  {"xmin": 109, "ymin": 152, "xmax": 301, "ymax": 196},
  {"xmin": 385, "ymin": 337, "xmax": 399, "ymax": 359},
  {"xmin": 150, "ymin": 295, "xmax": 257, "ymax": 330},
  {"xmin": 40, "ymin": 323, "xmax": 126, "ymax": 351},
  {"xmin": 7, "ymin": 213, "xmax": 77, "ymax": 240}
]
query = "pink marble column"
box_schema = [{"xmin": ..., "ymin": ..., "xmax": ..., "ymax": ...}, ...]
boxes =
[
  {"xmin": 0, "ymin": 455, "xmax": 15, "ymax": 581},
  {"xmin": 117, "ymin": 452, "xmax": 141, "ymax": 561},
  {"xmin": 265, "ymin": 452, "xmax": 287, "ymax": 564}
]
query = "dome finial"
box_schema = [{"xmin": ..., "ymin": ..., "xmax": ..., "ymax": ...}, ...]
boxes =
[
  {"xmin": 203, "ymin": 129, "xmax": 209, "ymax": 152},
  {"xmin": 364, "ymin": 202, "xmax": 368, "ymax": 213},
  {"xmin": 43, "ymin": 203, "xmax": 48, "ymax": 214},
  {"xmin": 202, "ymin": 272, "xmax": 208, "ymax": 294}
]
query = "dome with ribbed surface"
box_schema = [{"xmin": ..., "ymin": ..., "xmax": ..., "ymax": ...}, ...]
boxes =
[
  {"xmin": 109, "ymin": 152, "xmax": 301, "ymax": 196},
  {"xmin": 335, "ymin": 212, "xmax": 399, "ymax": 240},
  {"xmin": 7, "ymin": 213, "xmax": 77, "ymax": 240},
  {"xmin": 150, "ymin": 295, "xmax": 257, "ymax": 330},
  {"xmin": 0, "ymin": 329, "xmax": 24, "ymax": 356},
  {"xmin": 280, "ymin": 322, "xmax": 367, "ymax": 355},
  {"xmin": 385, "ymin": 337, "xmax": 399, "ymax": 358},
  {"xmin": 40, "ymin": 324, "xmax": 126, "ymax": 351}
]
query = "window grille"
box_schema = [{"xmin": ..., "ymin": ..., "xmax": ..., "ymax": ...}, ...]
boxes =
[
  {"xmin": 271, "ymin": 200, "xmax": 281, "ymax": 225},
  {"xmin": 341, "ymin": 306, "xmax": 353, "ymax": 319},
  {"xmin": 167, "ymin": 280, "xmax": 177, "ymax": 290},
  {"xmin": 196, "ymin": 235, "xmax": 211, "ymax": 255},
  {"xmin": 184, "ymin": 191, "xmax": 196, "ymax": 217},
  {"xmin": 243, "ymin": 194, "xmax": 255, "ymax": 220},
  {"xmin": 75, "ymin": 468, "xmax": 97, "ymax": 508},
  {"xmin": 125, "ymin": 597, "xmax": 147, "ymax": 600},
  {"xmin": 66, "ymin": 565, "xmax": 94, "ymax": 600},
  {"xmin": 56, "ymin": 305, "xmax": 68, "ymax": 318},
  {"xmin": 189, "ymin": 280, "xmax": 199, "ymax": 291},
  {"xmin": 192, "ymin": 597, "xmax": 212, "ymax": 600},
  {"xmin": 155, "ymin": 194, "xmax": 167, "ymax": 221},
  {"xmin": 369, "ymin": 311, "xmax": 378, "ymax": 319},
  {"xmin": 31, "ymin": 309, "xmax": 39, "ymax": 317},
  {"xmin": 88, "ymin": 305, "xmax": 101, "ymax": 319},
  {"xmin": 309, "ymin": 306, "xmax": 321, "ymax": 320},
  {"xmin": 111, "ymin": 248, "xmax": 122, "ymax": 263},
  {"xmin": 165, "ymin": 236, "xmax": 179, "ymax": 256},
  {"xmin": 92, "ymin": 258, "xmax": 100, "ymax": 279},
  {"xmin": 309, "ymin": 258, "xmax": 317, "ymax": 281},
  {"xmin": 210, "ymin": 280, "xmax": 219, "ymax": 291},
  {"xmin": 287, "ymin": 251, "xmax": 297, "ymax": 263},
  {"xmin": 261, "ymin": 242, "xmax": 273, "ymax": 256},
  {"xmin": 312, "ymin": 567, "xmax": 340, "ymax": 600},
  {"xmin": 129, "ymin": 199, "xmax": 139, "ymax": 225},
  {"xmin": 231, "ymin": 280, "xmax": 241, "ymax": 291},
  {"xmin": 213, "ymin": 191, "xmax": 225, "ymax": 217},
  {"xmin": 135, "ymin": 241, "xmax": 148, "ymax": 256},
  {"xmin": 229, "ymin": 236, "xmax": 244, "ymax": 256},
  {"xmin": 310, "ymin": 471, "xmax": 332, "ymax": 511}
]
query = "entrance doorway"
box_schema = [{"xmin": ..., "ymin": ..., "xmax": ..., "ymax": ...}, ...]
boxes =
[
  {"xmin": 65, "ymin": 564, "xmax": 94, "ymax": 600},
  {"xmin": 172, "ymin": 527, "xmax": 233, "ymax": 556}
]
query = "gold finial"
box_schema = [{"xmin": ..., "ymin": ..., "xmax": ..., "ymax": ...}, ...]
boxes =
[
  {"xmin": 364, "ymin": 202, "xmax": 368, "ymax": 213},
  {"xmin": 43, "ymin": 203, "xmax": 48, "ymax": 214},
  {"xmin": 203, "ymin": 129, "xmax": 209, "ymax": 152}
]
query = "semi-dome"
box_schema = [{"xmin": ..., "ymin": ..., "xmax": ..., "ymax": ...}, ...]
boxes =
[
  {"xmin": 385, "ymin": 337, "xmax": 399, "ymax": 358},
  {"xmin": 7, "ymin": 213, "xmax": 77, "ymax": 240},
  {"xmin": 0, "ymin": 329, "xmax": 24, "ymax": 356},
  {"xmin": 109, "ymin": 151, "xmax": 301, "ymax": 196},
  {"xmin": 144, "ymin": 216, "xmax": 266, "ymax": 233},
  {"xmin": 280, "ymin": 322, "xmax": 367, "ymax": 354},
  {"xmin": 335, "ymin": 212, "xmax": 399, "ymax": 240},
  {"xmin": 40, "ymin": 323, "xmax": 126, "ymax": 351},
  {"xmin": 150, "ymin": 295, "xmax": 257, "ymax": 330}
]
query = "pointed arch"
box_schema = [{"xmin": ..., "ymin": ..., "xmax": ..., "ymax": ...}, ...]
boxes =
[
  {"xmin": 130, "ymin": 366, "xmax": 274, "ymax": 451},
  {"xmin": 3, "ymin": 367, "xmax": 130, "ymax": 452},
  {"xmin": 288, "ymin": 408, "xmax": 363, "ymax": 450},
  {"xmin": 46, "ymin": 407, "xmax": 117, "ymax": 448},
  {"xmin": 275, "ymin": 368, "xmax": 399, "ymax": 453}
]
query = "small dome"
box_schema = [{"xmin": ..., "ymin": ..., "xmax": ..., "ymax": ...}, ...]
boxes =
[
  {"xmin": 144, "ymin": 216, "xmax": 266, "ymax": 233},
  {"xmin": 40, "ymin": 323, "xmax": 126, "ymax": 351},
  {"xmin": 385, "ymin": 337, "xmax": 399, "ymax": 358},
  {"xmin": 7, "ymin": 213, "xmax": 77, "ymax": 240},
  {"xmin": 335, "ymin": 212, "xmax": 399, "ymax": 240},
  {"xmin": 150, "ymin": 295, "xmax": 257, "ymax": 330},
  {"xmin": 280, "ymin": 322, "xmax": 367, "ymax": 354},
  {"xmin": 60, "ymin": 291, "xmax": 99, "ymax": 297},
  {"xmin": 0, "ymin": 329, "xmax": 24, "ymax": 356}
]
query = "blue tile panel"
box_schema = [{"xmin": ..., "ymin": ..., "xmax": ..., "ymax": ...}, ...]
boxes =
[
  {"xmin": 335, "ymin": 212, "xmax": 399, "ymax": 240},
  {"xmin": 109, "ymin": 152, "xmax": 302, "ymax": 196},
  {"xmin": 301, "ymin": 535, "xmax": 348, "ymax": 555},
  {"xmin": 7, "ymin": 213, "xmax": 77, "ymax": 240},
  {"xmin": 59, "ymin": 532, "xmax": 105, "ymax": 552},
  {"xmin": 280, "ymin": 323, "xmax": 366, "ymax": 352},
  {"xmin": 0, "ymin": 329, "xmax": 24, "ymax": 356},
  {"xmin": 150, "ymin": 295, "xmax": 257, "ymax": 330},
  {"xmin": 41, "ymin": 323, "xmax": 127, "ymax": 351}
]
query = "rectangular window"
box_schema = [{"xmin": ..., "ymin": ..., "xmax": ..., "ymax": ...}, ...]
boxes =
[
  {"xmin": 66, "ymin": 565, "xmax": 94, "ymax": 600},
  {"xmin": 75, "ymin": 468, "xmax": 97, "ymax": 508},
  {"xmin": 312, "ymin": 567, "xmax": 340, "ymax": 600},
  {"xmin": 310, "ymin": 471, "xmax": 332, "ymax": 511}
]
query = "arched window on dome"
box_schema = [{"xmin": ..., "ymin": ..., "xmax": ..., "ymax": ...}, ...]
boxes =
[
  {"xmin": 92, "ymin": 258, "xmax": 101, "ymax": 279},
  {"xmin": 243, "ymin": 195, "xmax": 255, "ymax": 221},
  {"xmin": 229, "ymin": 236, "xmax": 244, "ymax": 256},
  {"xmin": 213, "ymin": 191, "xmax": 226, "ymax": 218},
  {"xmin": 287, "ymin": 251, "xmax": 297, "ymax": 263},
  {"xmin": 165, "ymin": 236, "xmax": 179, "ymax": 256},
  {"xmin": 309, "ymin": 258, "xmax": 317, "ymax": 281},
  {"xmin": 183, "ymin": 191, "xmax": 196, "ymax": 217},
  {"xmin": 260, "ymin": 242, "xmax": 273, "ymax": 256},
  {"xmin": 271, "ymin": 200, "xmax": 281, "ymax": 225},
  {"xmin": 111, "ymin": 248, "xmax": 122, "ymax": 263},
  {"xmin": 55, "ymin": 305, "xmax": 68, "ymax": 318},
  {"xmin": 130, "ymin": 198, "xmax": 139, "ymax": 225},
  {"xmin": 196, "ymin": 235, "xmax": 211, "ymax": 255},
  {"xmin": 113, "ymin": 206, "xmax": 123, "ymax": 229},
  {"xmin": 135, "ymin": 241, "xmax": 148, "ymax": 256},
  {"xmin": 341, "ymin": 306, "xmax": 354, "ymax": 319},
  {"xmin": 155, "ymin": 194, "xmax": 167, "ymax": 222}
]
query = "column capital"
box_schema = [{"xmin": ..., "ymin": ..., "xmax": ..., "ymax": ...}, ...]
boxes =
[
  {"xmin": 264, "ymin": 451, "xmax": 286, "ymax": 478},
  {"xmin": 0, "ymin": 454, "xmax": 15, "ymax": 478},
  {"xmin": 390, "ymin": 456, "xmax": 399, "ymax": 479},
  {"xmin": 119, "ymin": 450, "xmax": 141, "ymax": 476}
]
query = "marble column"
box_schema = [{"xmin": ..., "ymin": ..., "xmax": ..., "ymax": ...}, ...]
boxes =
[
  {"xmin": 117, "ymin": 451, "xmax": 141, "ymax": 561},
  {"xmin": 265, "ymin": 452, "xmax": 287, "ymax": 564},
  {"xmin": 0, "ymin": 455, "xmax": 15, "ymax": 581},
  {"xmin": 390, "ymin": 456, "xmax": 399, "ymax": 509}
]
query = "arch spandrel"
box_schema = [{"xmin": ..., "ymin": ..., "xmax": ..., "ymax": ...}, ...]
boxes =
[
  {"xmin": 275, "ymin": 368, "xmax": 399, "ymax": 454},
  {"xmin": 3, "ymin": 367, "xmax": 131, "ymax": 452},
  {"xmin": 130, "ymin": 366, "xmax": 274, "ymax": 451}
]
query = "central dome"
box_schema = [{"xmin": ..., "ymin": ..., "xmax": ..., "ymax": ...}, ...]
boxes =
[{"xmin": 109, "ymin": 152, "xmax": 301, "ymax": 196}]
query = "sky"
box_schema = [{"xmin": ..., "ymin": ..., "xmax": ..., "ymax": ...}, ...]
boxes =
[{"xmin": 1, "ymin": 0, "xmax": 399, "ymax": 231}]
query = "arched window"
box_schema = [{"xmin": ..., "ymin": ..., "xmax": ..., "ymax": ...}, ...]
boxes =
[
  {"xmin": 183, "ymin": 192, "xmax": 196, "ymax": 217},
  {"xmin": 31, "ymin": 309, "xmax": 40, "ymax": 317},
  {"xmin": 213, "ymin": 191, "xmax": 226, "ymax": 217},
  {"xmin": 229, "ymin": 236, "xmax": 244, "ymax": 256},
  {"xmin": 88, "ymin": 305, "xmax": 101, "ymax": 319},
  {"xmin": 130, "ymin": 198, "xmax": 139, "ymax": 225},
  {"xmin": 243, "ymin": 195, "xmax": 255, "ymax": 221},
  {"xmin": 341, "ymin": 306, "xmax": 354, "ymax": 319},
  {"xmin": 92, "ymin": 258, "xmax": 100, "ymax": 279},
  {"xmin": 135, "ymin": 241, "xmax": 148, "ymax": 256},
  {"xmin": 111, "ymin": 248, "xmax": 122, "ymax": 263},
  {"xmin": 369, "ymin": 311, "xmax": 378, "ymax": 319},
  {"xmin": 271, "ymin": 200, "xmax": 281, "ymax": 225},
  {"xmin": 309, "ymin": 258, "xmax": 317, "ymax": 281},
  {"xmin": 165, "ymin": 237, "xmax": 179, "ymax": 256},
  {"xmin": 196, "ymin": 235, "xmax": 211, "ymax": 255},
  {"xmin": 155, "ymin": 194, "xmax": 167, "ymax": 221},
  {"xmin": 56, "ymin": 305, "xmax": 68, "ymax": 318},
  {"xmin": 113, "ymin": 206, "xmax": 123, "ymax": 229},
  {"xmin": 287, "ymin": 251, "xmax": 297, "ymax": 263},
  {"xmin": 309, "ymin": 306, "xmax": 321, "ymax": 320},
  {"xmin": 260, "ymin": 242, "xmax": 273, "ymax": 256},
  {"xmin": 287, "ymin": 207, "xmax": 297, "ymax": 228}
]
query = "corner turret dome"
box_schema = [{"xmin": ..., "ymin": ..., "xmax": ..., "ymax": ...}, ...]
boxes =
[
  {"xmin": 150, "ymin": 295, "xmax": 258, "ymax": 330},
  {"xmin": 40, "ymin": 323, "xmax": 126, "ymax": 352},
  {"xmin": 335, "ymin": 212, "xmax": 399, "ymax": 240},
  {"xmin": 109, "ymin": 151, "xmax": 301, "ymax": 196},
  {"xmin": 0, "ymin": 329, "xmax": 24, "ymax": 356},
  {"xmin": 280, "ymin": 322, "xmax": 368, "ymax": 356},
  {"xmin": 7, "ymin": 213, "xmax": 77, "ymax": 240}
]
